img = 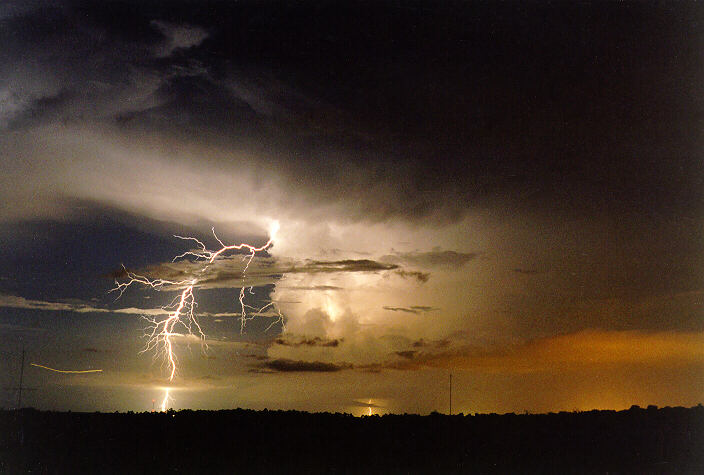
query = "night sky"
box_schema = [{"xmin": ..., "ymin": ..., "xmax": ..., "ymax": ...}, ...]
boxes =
[{"xmin": 1, "ymin": 0, "xmax": 702, "ymax": 415}]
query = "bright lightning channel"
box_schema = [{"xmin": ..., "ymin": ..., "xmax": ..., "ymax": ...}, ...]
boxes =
[
  {"xmin": 112, "ymin": 224, "xmax": 283, "ymax": 382},
  {"xmin": 160, "ymin": 388, "xmax": 172, "ymax": 412}
]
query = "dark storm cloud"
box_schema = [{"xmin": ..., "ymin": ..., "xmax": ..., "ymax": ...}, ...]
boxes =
[
  {"xmin": 262, "ymin": 359, "xmax": 353, "ymax": 373},
  {"xmin": 382, "ymin": 306, "xmax": 437, "ymax": 315},
  {"xmin": 2, "ymin": 0, "xmax": 700, "ymax": 224},
  {"xmin": 410, "ymin": 306, "xmax": 435, "ymax": 312},
  {"xmin": 274, "ymin": 337, "xmax": 342, "ymax": 348},
  {"xmin": 0, "ymin": 2, "xmax": 167, "ymax": 127},
  {"xmin": 393, "ymin": 270, "xmax": 430, "ymax": 283},
  {"xmin": 121, "ymin": 257, "xmax": 399, "ymax": 291},
  {"xmin": 411, "ymin": 338, "xmax": 450, "ymax": 349},
  {"xmin": 0, "ymin": 0, "xmax": 701, "ymax": 358},
  {"xmin": 394, "ymin": 350, "xmax": 417, "ymax": 360},
  {"xmin": 297, "ymin": 260, "xmax": 398, "ymax": 274},
  {"xmin": 381, "ymin": 251, "xmax": 479, "ymax": 269}
]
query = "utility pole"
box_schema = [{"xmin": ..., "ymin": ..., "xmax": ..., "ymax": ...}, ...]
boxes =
[
  {"xmin": 4, "ymin": 346, "xmax": 37, "ymax": 408},
  {"xmin": 449, "ymin": 373, "xmax": 452, "ymax": 416},
  {"xmin": 17, "ymin": 345, "xmax": 25, "ymax": 409}
]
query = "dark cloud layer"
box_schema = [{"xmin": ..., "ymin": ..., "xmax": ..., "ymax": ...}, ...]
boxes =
[
  {"xmin": 263, "ymin": 359, "xmax": 352, "ymax": 373},
  {"xmin": 382, "ymin": 251, "xmax": 479, "ymax": 269},
  {"xmin": 274, "ymin": 337, "xmax": 342, "ymax": 348},
  {"xmin": 393, "ymin": 270, "xmax": 430, "ymax": 283},
  {"xmin": 290, "ymin": 260, "xmax": 398, "ymax": 274},
  {"xmin": 1, "ymin": 1, "xmax": 701, "ymax": 224},
  {"xmin": 383, "ymin": 306, "xmax": 437, "ymax": 315},
  {"xmin": 109, "ymin": 256, "xmax": 400, "ymax": 293}
]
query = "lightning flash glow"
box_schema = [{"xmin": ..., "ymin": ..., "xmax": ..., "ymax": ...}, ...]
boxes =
[
  {"xmin": 31, "ymin": 363, "xmax": 103, "ymax": 374},
  {"xmin": 112, "ymin": 224, "xmax": 283, "ymax": 381}
]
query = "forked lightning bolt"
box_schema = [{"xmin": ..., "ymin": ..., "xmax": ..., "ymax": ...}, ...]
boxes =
[{"xmin": 112, "ymin": 224, "xmax": 283, "ymax": 381}]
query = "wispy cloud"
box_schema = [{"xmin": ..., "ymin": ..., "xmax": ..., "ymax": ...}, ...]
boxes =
[
  {"xmin": 0, "ymin": 293, "xmax": 168, "ymax": 317},
  {"xmin": 0, "ymin": 294, "xmax": 110, "ymax": 313}
]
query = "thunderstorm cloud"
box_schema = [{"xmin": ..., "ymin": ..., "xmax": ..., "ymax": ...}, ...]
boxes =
[{"xmin": 0, "ymin": 0, "xmax": 701, "ymax": 414}]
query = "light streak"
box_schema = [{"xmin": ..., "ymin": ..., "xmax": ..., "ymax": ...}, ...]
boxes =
[
  {"xmin": 31, "ymin": 363, "xmax": 102, "ymax": 374},
  {"xmin": 112, "ymin": 224, "xmax": 284, "ymax": 381}
]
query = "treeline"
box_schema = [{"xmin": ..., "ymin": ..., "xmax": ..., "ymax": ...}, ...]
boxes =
[{"xmin": 1, "ymin": 405, "xmax": 703, "ymax": 473}]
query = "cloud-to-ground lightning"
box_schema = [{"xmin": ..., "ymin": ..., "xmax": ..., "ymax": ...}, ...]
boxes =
[
  {"xmin": 160, "ymin": 388, "xmax": 172, "ymax": 412},
  {"xmin": 112, "ymin": 224, "xmax": 284, "ymax": 382},
  {"xmin": 31, "ymin": 363, "xmax": 103, "ymax": 374}
]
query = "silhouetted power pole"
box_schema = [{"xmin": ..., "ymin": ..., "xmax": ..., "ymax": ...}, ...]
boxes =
[
  {"xmin": 17, "ymin": 346, "xmax": 25, "ymax": 408},
  {"xmin": 449, "ymin": 373, "xmax": 452, "ymax": 415},
  {"xmin": 3, "ymin": 346, "xmax": 36, "ymax": 409}
]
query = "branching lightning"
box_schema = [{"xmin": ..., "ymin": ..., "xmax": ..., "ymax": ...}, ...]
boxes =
[
  {"xmin": 31, "ymin": 363, "xmax": 103, "ymax": 374},
  {"xmin": 112, "ymin": 223, "xmax": 284, "ymax": 382}
]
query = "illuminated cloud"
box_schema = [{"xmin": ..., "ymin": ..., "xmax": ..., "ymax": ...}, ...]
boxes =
[
  {"xmin": 381, "ymin": 330, "xmax": 704, "ymax": 373},
  {"xmin": 150, "ymin": 20, "xmax": 209, "ymax": 58}
]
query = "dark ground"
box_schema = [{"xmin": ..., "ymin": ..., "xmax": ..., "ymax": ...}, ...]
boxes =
[{"xmin": 1, "ymin": 405, "xmax": 703, "ymax": 473}]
